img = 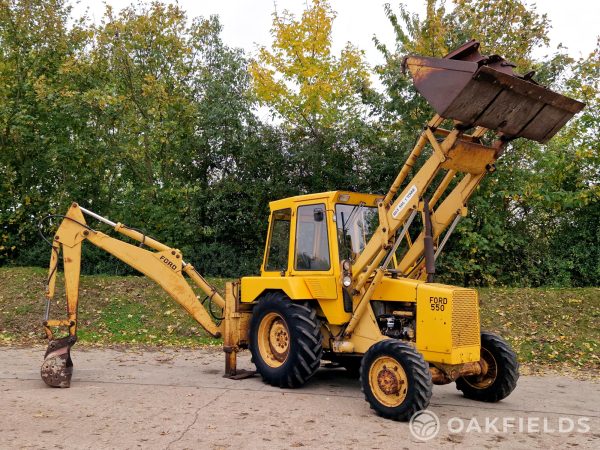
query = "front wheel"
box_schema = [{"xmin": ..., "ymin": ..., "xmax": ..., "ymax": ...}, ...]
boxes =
[
  {"xmin": 360, "ymin": 340, "xmax": 433, "ymax": 421},
  {"xmin": 456, "ymin": 332, "xmax": 519, "ymax": 402},
  {"xmin": 249, "ymin": 292, "xmax": 322, "ymax": 388}
]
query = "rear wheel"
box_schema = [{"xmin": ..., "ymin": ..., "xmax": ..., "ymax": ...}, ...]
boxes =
[
  {"xmin": 360, "ymin": 340, "xmax": 432, "ymax": 421},
  {"xmin": 250, "ymin": 292, "xmax": 322, "ymax": 388},
  {"xmin": 456, "ymin": 332, "xmax": 519, "ymax": 402}
]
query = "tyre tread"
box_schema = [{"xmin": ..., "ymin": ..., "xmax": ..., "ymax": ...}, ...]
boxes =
[
  {"xmin": 456, "ymin": 332, "xmax": 519, "ymax": 402},
  {"xmin": 360, "ymin": 340, "xmax": 433, "ymax": 421},
  {"xmin": 250, "ymin": 293, "xmax": 322, "ymax": 388}
]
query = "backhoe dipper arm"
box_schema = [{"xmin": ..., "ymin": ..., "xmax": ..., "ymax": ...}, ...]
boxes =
[{"xmin": 41, "ymin": 202, "xmax": 224, "ymax": 387}]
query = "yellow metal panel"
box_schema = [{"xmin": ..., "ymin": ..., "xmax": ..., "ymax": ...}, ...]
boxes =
[
  {"xmin": 371, "ymin": 277, "xmax": 420, "ymax": 301},
  {"xmin": 441, "ymin": 140, "xmax": 496, "ymax": 174},
  {"xmin": 268, "ymin": 191, "xmax": 382, "ymax": 212},
  {"xmin": 241, "ymin": 275, "xmax": 352, "ymax": 325},
  {"xmin": 55, "ymin": 204, "xmax": 87, "ymax": 248},
  {"xmin": 304, "ymin": 277, "xmax": 337, "ymax": 299},
  {"xmin": 415, "ymin": 283, "xmax": 481, "ymax": 364},
  {"xmin": 416, "ymin": 283, "xmax": 454, "ymax": 356},
  {"xmin": 349, "ymin": 305, "xmax": 386, "ymax": 353},
  {"xmin": 317, "ymin": 299, "xmax": 350, "ymax": 325},
  {"xmin": 240, "ymin": 275, "xmax": 339, "ymax": 302},
  {"xmin": 420, "ymin": 345, "xmax": 480, "ymax": 365},
  {"xmin": 241, "ymin": 276, "xmax": 313, "ymax": 302}
]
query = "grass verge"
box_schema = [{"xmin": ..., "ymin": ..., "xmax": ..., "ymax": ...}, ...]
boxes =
[{"xmin": 1, "ymin": 267, "xmax": 598, "ymax": 376}]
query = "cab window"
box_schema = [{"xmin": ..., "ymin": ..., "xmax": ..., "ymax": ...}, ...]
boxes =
[
  {"xmin": 294, "ymin": 204, "xmax": 330, "ymax": 271},
  {"xmin": 335, "ymin": 203, "xmax": 379, "ymax": 261},
  {"xmin": 264, "ymin": 208, "xmax": 291, "ymax": 272}
]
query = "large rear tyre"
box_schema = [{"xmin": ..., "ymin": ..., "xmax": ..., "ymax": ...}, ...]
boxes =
[
  {"xmin": 249, "ymin": 292, "xmax": 322, "ymax": 388},
  {"xmin": 456, "ymin": 332, "xmax": 519, "ymax": 402},
  {"xmin": 360, "ymin": 340, "xmax": 433, "ymax": 421}
]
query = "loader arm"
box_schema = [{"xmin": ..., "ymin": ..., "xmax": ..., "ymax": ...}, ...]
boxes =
[
  {"xmin": 342, "ymin": 40, "xmax": 584, "ymax": 337},
  {"xmin": 41, "ymin": 202, "xmax": 225, "ymax": 387}
]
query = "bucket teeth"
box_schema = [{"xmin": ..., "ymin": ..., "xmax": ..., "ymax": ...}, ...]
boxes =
[{"xmin": 41, "ymin": 336, "xmax": 76, "ymax": 388}]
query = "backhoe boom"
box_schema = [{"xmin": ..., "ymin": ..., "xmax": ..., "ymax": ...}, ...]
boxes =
[{"xmin": 41, "ymin": 202, "xmax": 226, "ymax": 387}]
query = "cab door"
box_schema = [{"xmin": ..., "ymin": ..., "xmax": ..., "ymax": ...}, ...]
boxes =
[
  {"xmin": 292, "ymin": 204, "xmax": 332, "ymax": 273},
  {"xmin": 290, "ymin": 203, "xmax": 348, "ymax": 322}
]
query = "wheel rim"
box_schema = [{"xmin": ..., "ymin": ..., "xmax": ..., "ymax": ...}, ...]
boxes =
[
  {"xmin": 368, "ymin": 356, "xmax": 408, "ymax": 407},
  {"xmin": 463, "ymin": 347, "xmax": 498, "ymax": 389},
  {"xmin": 257, "ymin": 312, "xmax": 290, "ymax": 368}
]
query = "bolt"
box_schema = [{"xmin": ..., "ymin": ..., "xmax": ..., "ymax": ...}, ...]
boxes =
[
  {"xmin": 54, "ymin": 236, "xmax": 59, "ymax": 240},
  {"xmin": 83, "ymin": 230, "xmax": 89, "ymax": 236},
  {"xmin": 171, "ymin": 250, "xmax": 176, "ymax": 255}
]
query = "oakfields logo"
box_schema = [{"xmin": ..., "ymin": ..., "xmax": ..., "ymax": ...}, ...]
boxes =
[
  {"xmin": 409, "ymin": 410, "xmax": 591, "ymax": 441},
  {"xmin": 409, "ymin": 410, "xmax": 440, "ymax": 441}
]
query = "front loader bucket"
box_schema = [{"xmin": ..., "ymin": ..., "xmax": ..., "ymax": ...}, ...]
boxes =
[
  {"xmin": 41, "ymin": 336, "xmax": 76, "ymax": 388},
  {"xmin": 403, "ymin": 40, "xmax": 584, "ymax": 143}
]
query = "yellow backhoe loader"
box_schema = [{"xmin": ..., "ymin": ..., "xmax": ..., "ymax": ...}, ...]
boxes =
[{"xmin": 40, "ymin": 41, "xmax": 584, "ymax": 421}]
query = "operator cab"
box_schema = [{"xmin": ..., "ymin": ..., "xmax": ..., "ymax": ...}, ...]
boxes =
[{"xmin": 261, "ymin": 191, "xmax": 382, "ymax": 276}]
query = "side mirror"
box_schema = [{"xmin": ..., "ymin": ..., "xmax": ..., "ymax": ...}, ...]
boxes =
[{"xmin": 313, "ymin": 209, "xmax": 324, "ymax": 222}]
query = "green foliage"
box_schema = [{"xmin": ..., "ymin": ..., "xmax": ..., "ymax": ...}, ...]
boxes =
[
  {"xmin": 250, "ymin": 0, "xmax": 370, "ymax": 130},
  {"xmin": 249, "ymin": 0, "xmax": 379, "ymax": 195},
  {"xmin": 375, "ymin": 0, "xmax": 599, "ymax": 287},
  {"xmin": 0, "ymin": 0, "xmax": 283, "ymax": 276},
  {"xmin": 0, "ymin": 0, "xmax": 597, "ymax": 287}
]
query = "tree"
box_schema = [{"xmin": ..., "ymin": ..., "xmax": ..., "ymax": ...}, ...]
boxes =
[
  {"xmin": 374, "ymin": 0, "xmax": 597, "ymax": 286},
  {"xmin": 250, "ymin": 0, "xmax": 370, "ymax": 131},
  {"xmin": 249, "ymin": 0, "xmax": 376, "ymax": 193},
  {"xmin": 0, "ymin": 1, "xmax": 284, "ymax": 276},
  {"xmin": 0, "ymin": 0, "xmax": 89, "ymax": 265}
]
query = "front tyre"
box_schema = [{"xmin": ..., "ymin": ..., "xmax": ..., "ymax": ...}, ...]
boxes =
[
  {"xmin": 249, "ymin": 292, "xmax": 322, "ymax": 388},
  {"xmin": 456, "ymin": 332, "xmax": 519, "ymax": 402},
  {"xmin": 360, "ymin": 340, "xmax": 433, "ymax": 421}
]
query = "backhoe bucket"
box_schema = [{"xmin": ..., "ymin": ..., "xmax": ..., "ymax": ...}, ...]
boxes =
[
  {"xmin": 403, "ymin": 40, "xmax": 584, "ymax": 143},
  {"xmin": 41, "ymin": 336, "xmax": 76, "ymax": 388}
]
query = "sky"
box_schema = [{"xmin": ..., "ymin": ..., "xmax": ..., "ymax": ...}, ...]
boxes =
[{"xmin": 73, "ymin": 0, "xmax": 599, "ymax": 67}]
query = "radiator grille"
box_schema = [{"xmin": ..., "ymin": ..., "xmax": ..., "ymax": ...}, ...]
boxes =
[{"xmin": 452, "ymin": 289, "xmax": 480, "ymax": 347}]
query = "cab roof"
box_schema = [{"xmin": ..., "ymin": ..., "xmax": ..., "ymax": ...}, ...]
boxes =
[{"xmin": 269, "ymin": 191, "xmax": 383, "ymax": 212}]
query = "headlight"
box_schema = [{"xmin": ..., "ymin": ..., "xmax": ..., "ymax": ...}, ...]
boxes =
[{"xmin": 343, "ymin": 276, "xmax": 352, "ymax": 287}]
